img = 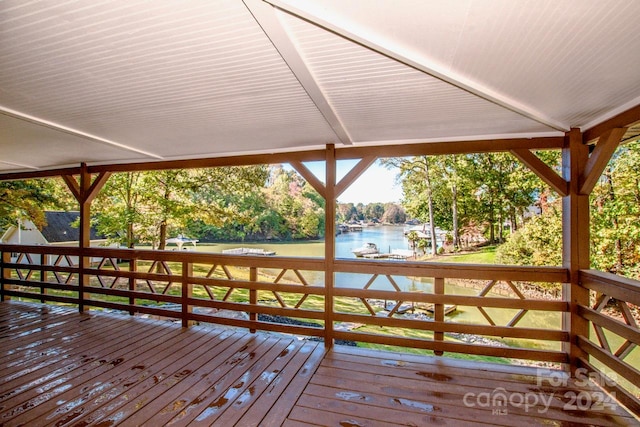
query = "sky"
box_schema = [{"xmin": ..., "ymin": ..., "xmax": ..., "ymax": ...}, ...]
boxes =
[{"xmin": 294, "ymin": 160, "xmax": 403, "ymax": 205}]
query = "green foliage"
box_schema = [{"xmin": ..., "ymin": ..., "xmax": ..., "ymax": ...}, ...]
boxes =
[
  {"xmin": 336, "ymin": 201, "xmax": 405, "ymax": 224},
  {"xmin": 496, "ymin": 204, "xmax": 562, "ymax": 266},
  {"xmin": 590, "ymin": 140, "xmax": 640, "ymax": 277},
  {"xmin": 0, "ymin": 179, "xmax": 62, "ymax": 232}
]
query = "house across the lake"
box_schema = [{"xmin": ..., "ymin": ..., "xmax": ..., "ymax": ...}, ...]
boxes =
[
  {"xmin": 0, "ymin": 211, "xmax": 108, "ymax": 265},
  {"xmin": 0, "ymin": 211, "xmax": 105, "ymax": 246}
]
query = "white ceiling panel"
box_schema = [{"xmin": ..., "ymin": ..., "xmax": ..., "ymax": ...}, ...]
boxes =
[
  {"xmin": 271, "ymin": 0, "xmax": 640, "ymax": 129},
  {"xmin": 1, "ymin": 0, "xmax": 639, "ymax": 174},
  {"xmin": 277, "ymin": 10, "xmax": 557, "ymax": 143},
  {"xmin": 0, "ymin": 113, "xmax": 148, "ymax": 169}
]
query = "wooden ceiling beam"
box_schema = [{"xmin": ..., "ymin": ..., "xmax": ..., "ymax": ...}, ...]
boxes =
[
  {"xmin": 0, "ymin": 137, "xmax": 563, "ymax": 182},
  {"xmin": 583, "ymin": 103, "xmax": 640, "ymax": 144},
  {"xmin": 335, "ymin": 137, "xmax": 564, "ymax": 160}
]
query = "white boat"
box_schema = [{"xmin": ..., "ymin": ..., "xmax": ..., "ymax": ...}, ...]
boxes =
[{"xmin": 352, "ymin": 242, "xmax": 379, "ymax": 257}]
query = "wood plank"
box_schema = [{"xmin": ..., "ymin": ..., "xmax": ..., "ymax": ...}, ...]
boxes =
[
  {"xmin": 0, "ymin": 317, "xmax": 181, "ymax": 424},
  {"xmin": 288, "ymin": 405, "xmax": 388, "ymax": 427},
  {"xmin": 307, "ymin": 372, "xmax": 631, "ymax": 426},
  {"xmin": 67, "ymin": 331, "xmax": 252, "ymax": 425},
  {"xmin": 293, "ymin": 394, "xmax": 490, "ymax": 427},
  {"xmin": 0, "ymin": 315, "xmax": 124, "ymax": 374},
  {"xmin": 114, "ymin": 334, "xmax": 279, "ymax": 426},
  {"xmin": 49, "ymin": 327, "xmax": 239, "ymax": 427},
  {"xmin": 323, "ymin": 350, "xmax": 594, "ymax": 390},
  {"xmin": 211, "ymin": 341, "xmax": 319, "ymax": 426},
  {"xmin": 259, "ymin": 343, "xmax": 326, "ymax": 427},
  {"xmin": 89, "ymin": 335, "xmax": 273, "ymax": 425},
  {"xmin": 180, "ymin": 338, "xmax": 294, "ymax": 426},
  {"xmin": 236, "ymin": 341, "xmax": 323, "ymax": 427},
  {"xmin": 335, "ymin": 137, "xmax": 565, "ymax": 160}
]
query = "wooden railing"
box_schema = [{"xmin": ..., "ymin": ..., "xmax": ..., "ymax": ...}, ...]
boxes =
[
  {"xmin": 578, "ymin": 269, "xmax": 640, "ymax": 414},
  {"xmin": 0, "ymin": 243, "xmax": 572, "ymax": 366},
  {"xmin": 332, "ymin": 259, "xmax": 569, "ymax": 363}
]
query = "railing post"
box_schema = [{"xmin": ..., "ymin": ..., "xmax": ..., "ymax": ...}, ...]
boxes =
[
  {"xmin": 40, "ymin": 253, "xmax": 48, "ymax": 303},
  {"xmin": 562, "ymin": 128, "xmax": 590, "ymax": 374},
  {"xmin": 433, "ymin": 277, "xmax": 445, "ymax": 356},
  {"xmin": 249, "ymin": 266, "xmax": 257, "ymax": 333},
  {"xmin": 181, "ymin": 260, "xmax": 192, "ymax": 328},
  {"xmin": 129, "ymin": 258, "xmax": 137, "ymax": 315},
  {"xmin": 1, "ymin": 251, "xmax": 10, "ymax": 301}
]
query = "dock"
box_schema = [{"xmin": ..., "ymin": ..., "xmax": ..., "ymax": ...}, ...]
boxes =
[{"xmin": 222, "ymin": 248, "xmax": 276, "ymax": 256}]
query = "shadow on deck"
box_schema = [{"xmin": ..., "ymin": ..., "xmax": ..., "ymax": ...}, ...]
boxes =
[{"xmin": 0, "ymin": 302, "xmax": 636, "ymax": 426}]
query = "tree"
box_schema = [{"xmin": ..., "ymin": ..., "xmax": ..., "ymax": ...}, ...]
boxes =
[
  {"xmin": 0, "ymin": 179, "xmax": 60, "ymax": 232},
  {"xmin": 591, "ymin": 140, "xmax": 640, "ymax": 277},
  {"xmin": 383, "ymin": 156, "xmax": 438, "ymax": 255}
]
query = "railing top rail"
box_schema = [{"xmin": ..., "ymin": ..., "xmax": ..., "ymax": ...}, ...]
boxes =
[
  {"xmin": 335, "ymin": 258, "xmax": 569, "ymax": 282},
  {"xmin": 580, "ymin": 269, "xmax": 640, "ymax": 305},
  {"xmin": 0, "ymin": 244, "xmax": 81, "ymax": 256}
]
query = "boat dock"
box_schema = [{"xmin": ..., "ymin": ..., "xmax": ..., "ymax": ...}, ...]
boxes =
[{"xmin": 222, "ymin": 248, "xmax": 276, "ymax": 256}]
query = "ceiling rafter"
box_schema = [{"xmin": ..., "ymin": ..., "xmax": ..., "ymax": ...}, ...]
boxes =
[
  {"xmin": 264, "ymin": 0, "xmax": 569, "ymax": 133},
  {"xmin": 244, "ymin": 0, "xmax": 351, "ymax": 145},
  {"xmin": 0, "ymin": 107, "xmax": 164, "ymax": 162}
]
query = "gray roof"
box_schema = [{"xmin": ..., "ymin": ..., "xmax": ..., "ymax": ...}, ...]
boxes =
[{"xmin": 41, "ymin": 212, "xmax": 103, "ymax": 243}]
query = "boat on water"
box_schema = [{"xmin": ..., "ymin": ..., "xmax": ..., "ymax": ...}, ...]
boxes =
[{"xmin": 352, "ymin": 242, "xmax": 379, "ymax": 257}]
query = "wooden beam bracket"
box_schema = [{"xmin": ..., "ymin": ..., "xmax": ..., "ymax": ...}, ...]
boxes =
[
  {"xmin": 579, "ymin": 127, "xmax": 628, "ymax": 195},
  {"xmin": 510, "ymin": 149, "xmax": 568, "ymax": 197}
]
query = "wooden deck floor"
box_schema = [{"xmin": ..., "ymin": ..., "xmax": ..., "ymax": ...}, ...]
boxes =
[{"xmin": 0, "ymin": 301, "xmax": 637, "ymax": 426}]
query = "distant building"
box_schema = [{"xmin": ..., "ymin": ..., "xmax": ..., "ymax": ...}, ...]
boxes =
[
  {"xmin": 1, "ymin": 211, "xmax": 105, "ymax": 246},
  {"xmin": 1, "ymin": 211, "xmax": 108, "ymax": 265}
]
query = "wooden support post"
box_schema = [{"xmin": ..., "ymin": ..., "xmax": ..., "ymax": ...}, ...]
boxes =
[
  {"xmin": 325, "ymin": 144, "xmax": 337, "ymax": 349},
  {"xmin": 250, "ymin": 266, "xmax": 258, "ymax": 333},
  {"xmin": 433, "ymin": 277, "xmax": 445, "ymax": 356},
  {"xmin": 562, "ymin": 128, "xmax": 590, "ymax": 375},
  {"xmin": 182, "ymin": 260, "xmax": 193, "ymax": 328},
  {"xmin": 129, "ymin": 258, "xmax": 137, "ymax": 315},
  {"xmin": 78, "ymin": 163, "xmax": 91, "ymax": 312},
  {"xmin": 1, "ymin": 251, "xmax": 10, "ymax": 301}
]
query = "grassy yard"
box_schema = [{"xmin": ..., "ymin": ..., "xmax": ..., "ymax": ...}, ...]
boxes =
[{"xmin": 422, "ymin": 245, "xmax": 497, "ymax": 264}]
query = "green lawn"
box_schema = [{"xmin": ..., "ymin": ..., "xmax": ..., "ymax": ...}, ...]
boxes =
[{"xmin": 426, "ymin": 245, "xmax": 497, "ymax": 264}]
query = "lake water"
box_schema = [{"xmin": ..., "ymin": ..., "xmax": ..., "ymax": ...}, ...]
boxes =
[{"xmin": 199, "ymin": 225, "xmax": 429, "ymax": 291}]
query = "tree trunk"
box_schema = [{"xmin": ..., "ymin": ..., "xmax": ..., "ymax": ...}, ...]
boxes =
[
  {"xmin": 158, "ymin": 220, "xmax": 167, "ymax": 251},
  {"xmin": 451, "ymin": 183, "xmax": 460, "ymax": 250},
  {"xmin": 127, "ymin": 223, "xmax": 134, "ymax": 248},
  {"xmin": 424, "ymin": 159, "xmax": 437, "ymax": 256},
  {"xmin": 489, "ymin": 207, "xmax": 495, "ymax": 244},
  {"xmin": 605, "ymin": 170, "xmax": 623, "ymax": 272}
]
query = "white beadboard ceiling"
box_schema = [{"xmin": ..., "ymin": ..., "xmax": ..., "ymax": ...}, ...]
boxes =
[{"xmin": 1, "ymin": 0, "xmax": 639, "ymax": 173}]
